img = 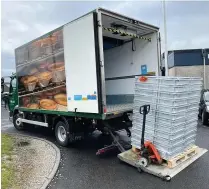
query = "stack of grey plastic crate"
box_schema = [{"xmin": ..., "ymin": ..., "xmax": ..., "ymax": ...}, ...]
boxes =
[{"xmin": 131, "ymin": 76, "xmax": 202, "ymax": 160}]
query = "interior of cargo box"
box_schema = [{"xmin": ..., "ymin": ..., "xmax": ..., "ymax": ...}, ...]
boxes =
[{"xmin": 101, "ymin": 14, "xmax": 159, "ymax": 113}]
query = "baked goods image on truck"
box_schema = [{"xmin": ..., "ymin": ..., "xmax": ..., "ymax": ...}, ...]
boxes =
[{"xmin": 8, "ymin": 8, "xmax": 161, "ymax": 148}]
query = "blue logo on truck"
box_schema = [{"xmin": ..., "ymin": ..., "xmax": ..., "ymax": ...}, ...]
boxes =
[
  {"xmin": 87, "ymin": 95, "xmax": 97, "ymax": 100},
  {"xmin": 74, "ymin": 95, "xmax": 82, "ymax": 100},
  {"xmin": 141, "ymin": 65, "xmax": 147, "ymax": 75}
]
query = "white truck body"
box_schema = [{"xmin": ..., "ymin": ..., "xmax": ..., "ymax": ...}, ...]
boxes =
[{"xmin": 64, "ymin": 8, "xmax": 160, "ymax": 114}]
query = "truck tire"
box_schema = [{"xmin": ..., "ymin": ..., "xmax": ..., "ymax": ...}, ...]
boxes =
[
  {"xmin": 13, "ymin": 113, "xmax": 24, "ymax": 130},
  {"xmin": 202, "ymin": 109, "xmax": 209, "ymax": 126},
  {"xmin": 55, "ymin": 121, "xmax": 70, "ymax": 147}
]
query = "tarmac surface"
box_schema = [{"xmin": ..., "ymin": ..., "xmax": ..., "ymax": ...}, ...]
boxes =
[{"xmin": 1, "ymin": 108, "xmax": 209, "ymax": 189}]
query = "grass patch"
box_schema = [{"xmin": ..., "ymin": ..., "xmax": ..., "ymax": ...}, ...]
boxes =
[{"xmin": 1, "ymin": 134, "xmax": 15, "ymax": 189}]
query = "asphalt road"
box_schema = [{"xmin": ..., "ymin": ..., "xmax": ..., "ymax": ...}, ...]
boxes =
[{"xmin": 1, "ymin": 108, "xmax": 209, "ymax": 189}]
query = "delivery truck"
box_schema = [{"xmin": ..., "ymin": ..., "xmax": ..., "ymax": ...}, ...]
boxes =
[{"xmin": 8, "ymin": 8, "xmax": 161, "ymax": 149}]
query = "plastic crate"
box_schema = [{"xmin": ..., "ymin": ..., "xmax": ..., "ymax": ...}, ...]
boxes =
[
  {"xmin": 188, "ymin": 97, "xmax": 201, "ymax": 104},
  {"xmin": 157, "ymin": 147, "xmax": 184, "ymax": 160},
  {"xmin": 131, "ymin": 136, "xmax": 154, "ymax": 147},
  {"xmin": 154, "ymin": 111, "xmax": 187, "ymax": 120},
  {"xmin": 133, "ymin": 117, "xmax": 187, "ymax": 134},
  {"xmin": 186, "ymin": 119, "xmax": 198, "ymax": 126},
  {"xmin": 135, "ymin": 76, "xmax": 202, "ymax": 85},
  {"xmin": 134, "ymin": 95, "xmax": 200, "ymax": 108},
  {"xmin": 185, "ymin": 128, "xmax": 197, "ymax": 136},
  {"xmin": 184, "ymin": 137, "xmax": 196, "ymax": 148},
  {"xmin": 131, "ymin": 138, "xmax": 142, "ymax": 149},
  {"xmin": 154, "ymin": 139, "xmax": 185, "ymax": 153},
  {"xmin": 132, "ymin": 130, "xmax": 155, "ymax": 139},
  {"xmin": 154, "ymin": 129, "xmax": 185, "ymax": 141},
  {"xmin": 154, "ymin": 123, "xmax": 186, "ymax": 135},
  {"xmin": 156, "ymin": 104, "xmax": 188, "ymax": 113},
  {"xmin": 155, "ymin": 116, "xmax": 187, "ymax": 127},
  {"xmin": 157, "ymin": 91, "xmax": 189, "ymax": 99}
]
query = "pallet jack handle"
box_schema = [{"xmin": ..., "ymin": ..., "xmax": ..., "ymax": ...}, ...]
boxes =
[{"xmin": 139, "ymin": 105, "xmax": 150, "ymax": 149}]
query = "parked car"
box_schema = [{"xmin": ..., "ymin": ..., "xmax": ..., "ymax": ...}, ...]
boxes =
[{"xmin": 199, "ymin": 90, "xmax": 209, "ymax": 125}]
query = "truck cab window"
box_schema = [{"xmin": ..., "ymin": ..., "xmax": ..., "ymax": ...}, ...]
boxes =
[{"xmin": 10, "ymin": 78, "xmax": 16, "ymax": 93}]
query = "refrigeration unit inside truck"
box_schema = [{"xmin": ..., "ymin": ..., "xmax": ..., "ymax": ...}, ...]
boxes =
[{"xmin": 11, "ymin": 8, "xmax": 160, "ymax": 146}]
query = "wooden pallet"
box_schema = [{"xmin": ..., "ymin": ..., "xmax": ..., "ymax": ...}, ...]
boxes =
[
  {"xmin": 166, "ymin": 145, "xmax": 199, "ymax": 168},
  {"xmin": 132, "ymin": 146, "xmax": 140, "ymax": 153},
  {"xmin": 132, "ymin": 145, "xmax": 199, "ymax": 168}
]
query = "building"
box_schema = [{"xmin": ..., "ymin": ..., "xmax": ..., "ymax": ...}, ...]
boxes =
[{"xmin": 162, "ymin": 48, "xmax": 209, "ymax": 89}]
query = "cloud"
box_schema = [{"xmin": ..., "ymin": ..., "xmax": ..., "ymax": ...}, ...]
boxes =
[
  {"xmin": 1, "ymin": 1, "xmax": 209, "ymax": 76},
  {"xmin": 1, "ymin": 69, "xmax": 15, "ymax": 77}
]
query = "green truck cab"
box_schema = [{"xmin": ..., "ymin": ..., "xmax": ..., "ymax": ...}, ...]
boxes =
[{"xmin": 1, "ymin": 74, "xmax": 18, "ymax": 115}]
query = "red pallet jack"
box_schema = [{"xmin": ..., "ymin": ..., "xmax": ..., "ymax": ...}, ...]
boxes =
[
  {"xmin": 137, "ymin": 105, "xmax": 163, "ymax": 168},
  {"xmin": 118, "ymin": 105, "xmax": 171, "ymax": 181}
]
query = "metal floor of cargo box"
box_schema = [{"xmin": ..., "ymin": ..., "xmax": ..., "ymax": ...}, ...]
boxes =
[{"xmin": 106, "ymin": 103, "xmax": 133, "ymax": 113}]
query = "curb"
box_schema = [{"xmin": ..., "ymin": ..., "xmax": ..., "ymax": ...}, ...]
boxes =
[
  {"xmin": 39, "ymin": 138, "xmax": 61, "ymax": 189},
  {"xmin": 4, "ymin": 133, "xmax": 61, "ymax": 189}
]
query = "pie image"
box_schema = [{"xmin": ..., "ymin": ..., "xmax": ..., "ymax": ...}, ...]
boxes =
[
  {"xmin": 52, "ymin": 30, "xmax": 62, "ymax": 37},
  {"xmin": 36, "ymin": 93, "xmax": 47, "ymax": 101},
  {"xmin": 48, "ymin": 62, "xmax": 65, "ymax": 83},
  {"xmin": 32, "ymin": 36, "xmax": 57, "ymax": 47},
  {"xmin": 23, "ymin": 76, "xmax": 38, "ymax": 84},
  {"xmin": 29, "ymin": 67, "xmax": 39, "ymax": 75},
  {"xmin": 22, "ymin": 76, "xmax": 38, "ymax": 91},
  {"xmin": 20, "ymin": 76, "xmax": 28, "ymax": 84},
  {"xmin": 54, "ymin": 93, "xmax": 67, "ymax": 106},
  {"xmin": 48, "ymin": 62, "xmax": 65, "ymax": 72},
  {"xmin": 59, "ymin": 86, "xmax": 66, "ymax": 92},
  {"xmin": 57, "ymin": 104, "xmax": 67, "ymax": 111},
  {"xmin": 36, "ymin": 71, "xmax": 52, "ymax": 80},
  {"xmin": 36, "ymin": 72, "xmax": 52, "ymax": 87},
  {"xmin": 22, "ymin": 97, "xmax": 30, "ymax": 107},
  {"xmin": 40, "ymin": 99, "xmax": 57, "ymax": 110},
  {"xmin": 38, "ymin": 63, "xmax": 49, "ymax": 72},
  {"xmin": 43, "ymin": 90, "xmax": 55, "ymax": 99},
  {"xmin": 44, "ymin": 90, "xmax": 55, "ymax": 96},
  {"xmin": 27, "ymin": 103, "xmax": 39, "ymax": 109}
]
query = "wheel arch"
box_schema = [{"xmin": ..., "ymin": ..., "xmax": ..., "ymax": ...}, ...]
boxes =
[
  {"xmin": 52, "ymin": 115, "xmax": 73, "ymax": 132},
  {"xmin": 13, "ymin": 106, "xmax": 20, "ymax": 116}
]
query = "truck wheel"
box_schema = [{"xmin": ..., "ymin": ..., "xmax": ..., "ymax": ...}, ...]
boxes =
[
  {"xmin": 13, "ymin": 113, "xmax": 24, "ymax": 130},
  {"xmin": 55, "ymin": 121, "xmax": 70, "ymax": 147},
  {"xmin": 202, "ymin": 109, "xmax": 209, "ymax": 125}
]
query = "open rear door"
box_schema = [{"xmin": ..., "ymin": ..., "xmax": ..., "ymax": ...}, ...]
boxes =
[{"xmin": 64, "ymin": 12, "xmax": 101, "ymax": 114}]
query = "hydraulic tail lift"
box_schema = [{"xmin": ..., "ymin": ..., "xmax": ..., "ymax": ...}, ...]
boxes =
[{"xmin": 96, "ymin": 120, "xmax": 131, "ymax": 156}]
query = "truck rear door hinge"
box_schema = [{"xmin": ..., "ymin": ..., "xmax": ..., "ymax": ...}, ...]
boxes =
[
  {"xmin": 100, "ymin": 61, "xmax": 104, "ymax": 67},
  {"xmin": 97, "ymin": 20, "xmax": 102, "ymax": 27}
]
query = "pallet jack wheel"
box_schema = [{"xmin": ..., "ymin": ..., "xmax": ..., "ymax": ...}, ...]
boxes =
[
  {"xmin": 138, "ymin": 157, "xmax": 149, "ymax": 167},
  {"xmin": 162, "ymin": 175, "xmax": 171, "ymax": 182}
]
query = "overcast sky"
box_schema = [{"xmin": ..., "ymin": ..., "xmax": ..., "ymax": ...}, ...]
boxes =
[{"xmin": 1, "ymin": 1, "xmax": 209, "ymax": 76}]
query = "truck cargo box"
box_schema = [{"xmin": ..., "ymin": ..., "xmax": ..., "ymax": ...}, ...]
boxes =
[{"xmin": 15, "ymin": 8, "xmax": 160, "ymax": 119}]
